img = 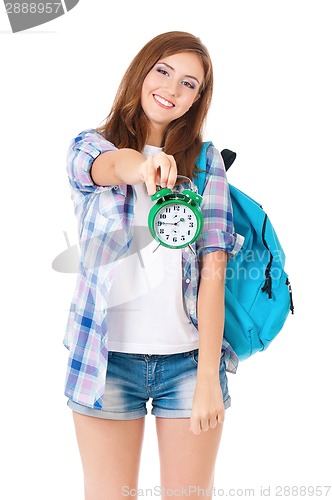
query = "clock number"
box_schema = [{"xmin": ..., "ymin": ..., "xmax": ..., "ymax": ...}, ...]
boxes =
[
  {"xmin": 181, "ymin": 236, "xmax": 185, "ymax": 241},
  {"xmin": 160, "ymin": 214, "xmax": 167, "ymax": 219},
  {"xmin": 188, "ymin": 214, "xmax": 192, "ymax": 220},
  {"xmin": 189, "ymin": 222, "xmax": 194, "ymax": 228},
  {"xmin": 173, "ymin": 237, "xmax": 177, "ymax": 243},
  {"xmin": 188, "ymin": 230, "xmax": 191, "ymax": 235},
  {"xmin": 160, "ymin": 229, "xmax": 164, "ymax": 234},
  {"xmin": 166, "ymin": 235, "xmax": 170, "ymax": 240},
  {"xmin": 173, "ymin": 205, "xmax": 180, "ymax": 211},
  {"xmin": 165, "ymin": 207, "xmax": 171, "ymax": 213}
]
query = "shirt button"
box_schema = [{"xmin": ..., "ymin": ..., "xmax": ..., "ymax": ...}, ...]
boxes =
[
  {"xmin": 113, "ymin": 185, "xmax": 119, "ymax": 190},
  {"xmin": 185, "ymin": 278, "xmax": 190, "ymax": 283}
]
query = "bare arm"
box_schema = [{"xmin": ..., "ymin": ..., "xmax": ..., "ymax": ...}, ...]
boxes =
[
  {"xmin": 91, "ymin": 149, "xmax": 143, "ymax": 186},
  {"xmin": 189, "ymin": 249, "xmax": 228, "ymax": 435},
  {"xmin": 91, "ymin": 148, "xmax": 178, "ymax": 196},
  {"xmin": 196, "ymin": 250, "xmax": 227, "ymax": 379}
]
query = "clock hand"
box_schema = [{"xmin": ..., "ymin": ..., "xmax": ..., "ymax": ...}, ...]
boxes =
[{"xmin": 162, "ymin": 218, "xmax": 185, "ymax": 226}]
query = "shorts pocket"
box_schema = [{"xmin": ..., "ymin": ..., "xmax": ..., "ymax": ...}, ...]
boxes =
[{"xmin": 190, "ymin": 348, "xmax": 225, "ymax": 367}]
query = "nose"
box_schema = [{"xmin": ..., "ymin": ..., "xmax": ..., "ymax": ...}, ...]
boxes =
[{"xmin": 165, "ymin": 79, "xmax": 178, "ymax": 97}]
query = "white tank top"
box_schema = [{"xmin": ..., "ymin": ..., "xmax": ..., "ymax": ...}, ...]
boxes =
[{"xmin": 106, "ymin": 144, "xmax": 199, "ymax": 354}]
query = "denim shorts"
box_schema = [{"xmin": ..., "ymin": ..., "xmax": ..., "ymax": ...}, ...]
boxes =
[{"xmin": 67, "ymin": 348, "xmax": 231, "ymax": 420}]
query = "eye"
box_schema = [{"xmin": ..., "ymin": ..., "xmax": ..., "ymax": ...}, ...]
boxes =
[
  {"xmin": 182, "ymin": 80, "xmax": 195, "ymax": 90},
  {"xmin": 156, "ymin": 68, "xmax": 170, "ymax": 77}
]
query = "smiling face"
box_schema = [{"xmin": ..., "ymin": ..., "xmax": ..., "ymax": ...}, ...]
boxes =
[{"xmin": 141, "ymin": 52, "xmax": 205, "ymax": 146}]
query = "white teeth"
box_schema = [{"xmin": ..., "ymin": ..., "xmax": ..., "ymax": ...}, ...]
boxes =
[{"xmin": 154, "ymin": 95, "xmax": 174, "ymax": 107}]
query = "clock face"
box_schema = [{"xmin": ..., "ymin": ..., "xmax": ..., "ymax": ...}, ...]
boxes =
[{"xmin": 153, "ymin": 202, "xmax": 198, "ymax": 247}]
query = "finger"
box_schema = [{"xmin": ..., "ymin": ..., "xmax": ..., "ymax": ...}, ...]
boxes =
[
  {"xmin": 200, "ymin": 420, "xmax": 209, "ymax": 432},
  {"xmin": 144, "ymin": 158, "xmax": 157, "ymax": 196},
  {"xmin": 145, "ymin": 178, "xmax": 156, "ymax": 196},
  {"xmin": 165, "ymin": 154, "xmax": 178, "ymax": 189},
  {"xmin": 209, "ymin": 416, "xmax": 218, "ymax": 429},
  {"xmin": 158, "ymin": 166, "xmax": 168, "ymax": 188},
  {"xmin": 217, "ymin": 412, "xmax": 224, "ymax": 424},
  {"xmin": 189, "ymin": 418, "xmax": 201, "ymax": 435},
  {"xmin": 153, "ymin": 154, "xmax": 172, "ymax": 188}
]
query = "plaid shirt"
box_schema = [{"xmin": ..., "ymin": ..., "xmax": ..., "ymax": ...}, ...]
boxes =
[{"xmin": 63, "ymin": 129, "xmax": 244, "ymax": 409}]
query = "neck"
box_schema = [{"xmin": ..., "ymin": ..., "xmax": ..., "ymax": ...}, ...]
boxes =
[{"xmin": 146, "ymin": 127, "xmax": 164, "ymax": 147}]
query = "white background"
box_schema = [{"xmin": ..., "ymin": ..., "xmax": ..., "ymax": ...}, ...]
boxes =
[{"xmin": 1, "ymin": 1, "xmax": 331, "ymax": 499}]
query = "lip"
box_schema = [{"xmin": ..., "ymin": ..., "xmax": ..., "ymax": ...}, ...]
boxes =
[{"xmin": 153, "ymin": 94, "xmax": 175, "ymax": 109}]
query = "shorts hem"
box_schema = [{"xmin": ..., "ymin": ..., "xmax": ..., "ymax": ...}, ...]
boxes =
[
  {"xmin": 224, "ymin": 396, "xmax": 231, "ymax": 410},
  {"xmin": 151, "ymin": 396, "xmax": 231, "ymax": 418},
  {"xmin": 67, "ymin": 399, "xmax": 147, "ymax": 420},
  {"xmin": 151, "ymin": 408, "xmax": 192, "ymax": 418}
]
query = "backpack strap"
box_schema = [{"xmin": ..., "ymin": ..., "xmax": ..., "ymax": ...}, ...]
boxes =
[
  {"xmin": 195, "ymin": 142, "xmax": 237, "ymax": 196},
  {"xmin": 195, "ymin": 141, "xmax": 213, "ymax": 196}
]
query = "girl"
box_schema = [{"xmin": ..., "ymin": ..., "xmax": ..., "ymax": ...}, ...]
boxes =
[{"xmin": 63, "ymin": 31, "xmax": 244, "ymax": 500}]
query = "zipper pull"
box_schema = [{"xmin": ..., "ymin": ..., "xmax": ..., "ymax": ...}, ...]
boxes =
[{"xmin": 286, "ymin": 278, "xmax": 294, "ymax": 314}]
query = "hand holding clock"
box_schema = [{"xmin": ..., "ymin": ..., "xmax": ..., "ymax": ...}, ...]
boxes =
[
  {"xmin": 138, "ymin": 152, "xmax": 178, "ymax": 196},
  {"xmin": 91, "ymin": 148, "xmax": 177, "ymax": 196}
]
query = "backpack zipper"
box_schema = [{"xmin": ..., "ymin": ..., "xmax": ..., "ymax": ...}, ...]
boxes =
[
  {"xmin": 261, "ymin": 214, "xmax": 273, "ymax": 299},
  {"xmin": 286, "ymin": 277, "xmax": 294, "ymax": 314}
]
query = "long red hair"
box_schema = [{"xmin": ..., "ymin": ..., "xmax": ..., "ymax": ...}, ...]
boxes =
[{"xmin": 95, "ymin": 31, "xmax": 213, "ymax": 180}]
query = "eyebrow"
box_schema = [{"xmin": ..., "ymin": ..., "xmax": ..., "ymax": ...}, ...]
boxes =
[{"xmin": 157, "ymin": 61, "xmax": 201, "ymax": 85}]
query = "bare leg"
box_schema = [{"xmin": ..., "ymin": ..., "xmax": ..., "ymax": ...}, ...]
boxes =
[
  {"xmin": 72, "ymin": 411, "xmax": 145, "ymax": 500},
  {"xmin": 156, "ymin": 417, "xmax": 223, "ymax": 499}
]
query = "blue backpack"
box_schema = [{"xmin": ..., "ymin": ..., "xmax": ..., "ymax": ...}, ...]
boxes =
[{"xmin": 195, "ymin": 142, "xmax": 294, "ymax": 361}]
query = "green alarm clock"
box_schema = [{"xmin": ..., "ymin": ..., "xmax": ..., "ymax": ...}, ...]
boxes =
[{"xmin": 148, "ymin": 175, "xmax": 204, "ymax": 249}]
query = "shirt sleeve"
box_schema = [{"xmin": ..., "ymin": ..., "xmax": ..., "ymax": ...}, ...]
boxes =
[
  {"xmin": 66, "ymin": 128, "xmax": 122, "ymax": 194},
  {"xmin": 195, "ymin": 144, "xmax": 244, "ymax": 260}
]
